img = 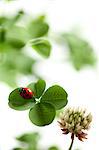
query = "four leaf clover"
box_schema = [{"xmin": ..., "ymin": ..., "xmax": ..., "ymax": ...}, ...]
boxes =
[{"xmin": 8, "ymin": 79, "xmax": 68, "ymax": 126}]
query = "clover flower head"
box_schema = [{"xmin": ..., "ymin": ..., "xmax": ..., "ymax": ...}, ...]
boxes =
[{"xmin": 58, "ymin": 107, "xmax": 92, "ymax": 141}]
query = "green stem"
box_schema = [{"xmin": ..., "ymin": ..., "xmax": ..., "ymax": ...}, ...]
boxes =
[{"xmin": 68, "ymin": 133, "xmax": 74, "ymax": 150}]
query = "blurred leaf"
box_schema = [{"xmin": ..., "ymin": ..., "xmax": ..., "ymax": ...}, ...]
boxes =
[
  {"xmin": 62, "ymin": 33, "xmax": 96, "ymax": 70},
  {"xmin": 0, "ymin": 42, "xmax": 12, "ymax": 52},
  {"xmin": 0, "ymin": 13, "xmax": 51, "ymax": 87},
  {"xmin": 8, "ymin": 88, "xmax": 35, "ymax": 110},
  {"xmin": 0, "ymin": 14, "xmax": 48, "ymax": 88},
  {"xmin": 27, "ymin": 79, "xmax": 46, "ymax": 99},
  {"xmin": 0, "ymin": 10, "xmax": 24, "ymax": 27},
  {"xmin": 41, "ymin": 85, "xmax": 68, "ymax": 110},
  {"xmin": 0, "ymin": 16, "xmax": 10, "ymax": 27},
  {"xmin": 3, "ymin": 50, "xmax": 35, "ymax": 74},
  {"xmin": 13, "ymin": 132, "xmax": 61, "ymax": 150},
  {"xmin": 13, "ymin": 148, "xmax": 24, "ymax": 150},
  {"xmin": 29, "ymin": 102, "xmax": 56, "ymax": 126},
  {"xmin": 48, "ymin": 146, "xmax": 60, "ymax": 150},
  {"xmin": 0, "ymin": 46, "xmax": 18, "ymax": 87},
  {"xmin": 6, "ymin": 25, "xmax": 30, "ymax": 48},
  {"xmin": 16, "ymin": 132, "xmax": 40, "ymax": 150},
  {"xmin": 31, "ymin": 38, "xmax": 51, "ymax": 58},
  {"xmin": 0, "ymin": 16, "xmax": 7, "ymax": 25},
  {"xmin": 0, "ymin": 27, "xmax": 6, "ymax": 42},
  {"xmin": 0, "ymin": 48, "xmax": 36, "ymax": 87},
  {"xmin": 14, "ymin": 132, "xmax": 40, "ymax": 150},
  {"xmin": 16, "ymin": 132, "xmax": 40, "ymax": 144},
  {"xmin": 11, "ymin": 10, "xmax": 24, "ymax": 25},
  {"xmin": 28, "ymin": 16, "xmax": 49, "ymax": 38},
  {"xmin": 0, "ymin": 67, "xmax": 17, "ymax": 87}
]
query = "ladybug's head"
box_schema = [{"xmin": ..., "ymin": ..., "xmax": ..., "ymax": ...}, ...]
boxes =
[{"xmin": 18, "ymin": 87, "xmax": 23, "ymax": 93}]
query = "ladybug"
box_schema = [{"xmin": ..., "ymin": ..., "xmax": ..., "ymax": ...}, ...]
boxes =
[{"xmin": 19, "ymin": 87, "xmax": 34, "ymax": 99}]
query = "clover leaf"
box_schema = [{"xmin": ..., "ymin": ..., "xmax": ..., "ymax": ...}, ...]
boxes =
[
  {"xmin": 41, "ymin": 85, "xmax": 68, "ymax": 110},
  {"xmin": 28, "ymin": 15, "xmax": 49, "ymax": 38},
  {"xmin": 27, "ymin": 79, "xmax": 46, "ymax": 98},
  {"xmin": 29, "ymin": 102, "xmax": 56, "ymax": 126},
  {"xmin": 8, "ymin": 79, "xmax": 68, "ymax": 126},
  {"xmin": 30, "ymin": 38, "xmax": 51, "ymax": 58},
  {"xmin": 8, "ymin": 88, "xmax": 35, "ymax": 110}
]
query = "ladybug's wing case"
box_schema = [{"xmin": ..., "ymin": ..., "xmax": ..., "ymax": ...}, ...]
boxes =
[{"xmin": 19, "ymin": 87, "xmax": 33, "ymax": 99}]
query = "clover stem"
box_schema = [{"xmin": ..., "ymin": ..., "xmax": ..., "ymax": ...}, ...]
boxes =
[{"xmin": 68, "ymin": 133, "xmax": 74, "ymax": 150}]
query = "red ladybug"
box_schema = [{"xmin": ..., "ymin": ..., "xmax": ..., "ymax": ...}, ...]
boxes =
[{"xmin": 19, "ymin": 87, "xmax": 34, "ymax": 99}]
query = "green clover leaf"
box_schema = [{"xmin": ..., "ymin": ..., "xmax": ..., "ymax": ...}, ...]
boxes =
[
  {"xmin": 29, "ymin": 102, "xmax": 56, "ymax": 126},
  {"xmin": 28, "ymin": 15, "xmax": 49, "ymax": 38},
  {"xmin": 27, "ymin": 79, "xmax": 46, "ymax": 99},
  {"xmin": 30, "ymin": 38, "xmax": 51, "ymax": 58},
  {"xmin": 41, "ymin": 85, "xmax": 68, "ymax": 110},
  {"xmin": 8, "ymin": 88, "xmax": 35, "ymax": 111}
]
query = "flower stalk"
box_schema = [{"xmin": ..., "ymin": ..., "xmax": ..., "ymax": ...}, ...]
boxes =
[{"xmin": 68, "ymin": 133, "xmax": 74, "ymax": 150}]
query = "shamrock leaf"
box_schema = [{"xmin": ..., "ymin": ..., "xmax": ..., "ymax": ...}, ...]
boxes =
[
  {"xmin": 28, "ymin": 15, "xmax": 49, "ymax": 38},
  {"xmin": 8, "ymin": 88, "xmax": 35, "ymax": 110},
  {"xmin": 30, "ymin": 38, "xmax": 51, "ymax": 58},
  {"xmin": 41, "ymin": 85, "xmax": 68, "ymax": 110},
  {"xmin": 29, "ymin": 102, "xmax": 56, "ymax": 126},
  {"xmin": 27, "ymin": 79, "xmax": 46, "ymax": 99}
]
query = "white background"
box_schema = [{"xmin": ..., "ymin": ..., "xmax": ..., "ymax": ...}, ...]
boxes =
[{"xmin": 0, "ymin": 0, "xmax": 99, "ymax": 150}]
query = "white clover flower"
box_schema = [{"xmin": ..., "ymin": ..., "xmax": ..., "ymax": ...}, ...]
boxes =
[{"xmin": 58, "ymin": 107, "xmax": 92, "ymax": 141}]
